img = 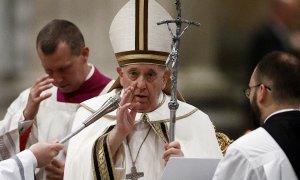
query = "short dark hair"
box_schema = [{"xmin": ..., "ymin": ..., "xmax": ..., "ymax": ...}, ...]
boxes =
[
  {"xmin": 255, "ymin": 51, "xmax": 300, "ymax": 103},
  {"xmin": 36, "ymin": 19, "xmax": 85, "ymax": 56}
]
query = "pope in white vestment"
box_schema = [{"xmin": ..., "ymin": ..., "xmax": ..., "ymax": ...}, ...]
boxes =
[
  {"xmin": 65, "ymin": 89, "xmax": 222, "ymax": 180},
  {"xmin": 65, "ymin": 1, "xmax": 222, "ymax": 179}
]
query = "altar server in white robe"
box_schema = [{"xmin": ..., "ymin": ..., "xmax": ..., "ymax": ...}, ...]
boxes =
[
  {"xmin": 213, "ymin": 51, "xmax": 300, "ymax": 180},
  {"xmin": 64, "ymin": 0, "xmax": 222, "ymax": 179},
  {"xmin": 0, "ymin": 19, "xmax": 113, "ymax": 180}
]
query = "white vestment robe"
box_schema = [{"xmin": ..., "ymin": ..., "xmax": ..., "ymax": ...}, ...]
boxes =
[
  {"xmin": 64, "ymin": 89, "xmax": 222, "ymax": 180},
  {"xmin": 1, "ymin": 86, "xmax": 79, "ymax": 179},
  {"xmin": 213, "ymin": 127, "xmax": 298, "ymax": 180},
  {"xmin": 0, "ymin": 113, "xmax": 20, "ymax": 160},
  {"xmin": 0, "ymin": 149, "xmax": 37, "ymax": 180}
]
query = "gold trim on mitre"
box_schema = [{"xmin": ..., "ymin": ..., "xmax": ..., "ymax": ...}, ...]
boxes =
[
  {"xmin": 116, "ymin": 50, "xmax": 169, "ymax": 66},
  {"xmin": 137, "ymin": 0, "xmax": 147, "ymax": 50}
]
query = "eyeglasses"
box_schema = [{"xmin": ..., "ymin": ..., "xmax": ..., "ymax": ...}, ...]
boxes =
[{"xmin": 243, "ymin": 84, "xmax": 271, "ymax": 98}]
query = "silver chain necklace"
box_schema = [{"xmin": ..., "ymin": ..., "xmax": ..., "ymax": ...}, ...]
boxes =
[{"xmin": 125, "ymin": 126, "xmax": 151, "ymax": 180}]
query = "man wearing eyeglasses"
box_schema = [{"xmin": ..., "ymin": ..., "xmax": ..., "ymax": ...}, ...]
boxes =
[{"xmin": 213, "ymin": 51, "xmax": 300, "ymax": 180}]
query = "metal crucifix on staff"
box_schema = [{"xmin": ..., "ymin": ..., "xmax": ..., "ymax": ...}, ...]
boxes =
[{"xmin": 157, "ymin": 0, "xmax": 200, "ymax": 142}]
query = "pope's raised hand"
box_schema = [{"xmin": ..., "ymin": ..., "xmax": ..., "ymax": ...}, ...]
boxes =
[
  {"xmin": 108, "ymin": 83, "xmax": 138, "ymax": 156},
  {"xmin": 115, "ymin": 82, "xmax": 138, "ymax": 137},
  {"xmin": 23, "ymin": 74, "xmax": 54, "ymax": 120}
]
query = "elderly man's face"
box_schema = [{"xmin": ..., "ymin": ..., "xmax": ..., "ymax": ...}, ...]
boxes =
[{"xmin": 118, "ymin": 64, "xmax": 169, "ymax": 113}]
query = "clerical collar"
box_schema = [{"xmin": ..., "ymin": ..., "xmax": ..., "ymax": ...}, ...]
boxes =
[
  {"xmin": 85, "ymin": 63, "xmax": 94, "ymax": 80},
  {"xmin": 264, "ymin": 109, "xmax": 300, "ymax": 123}
]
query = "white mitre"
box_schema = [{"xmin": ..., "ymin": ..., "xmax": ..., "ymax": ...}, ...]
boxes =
[
  {"xmin": 108, "ymin": 0, "xmax": 184, "ymax": 101},
  {"xmin": 109, "ymin": 0, "xmax": 173, "ymax": 66}
]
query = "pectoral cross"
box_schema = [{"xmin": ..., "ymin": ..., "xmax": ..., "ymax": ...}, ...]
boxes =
[{"xmin": 125, "ymin": 166, "xmax": 144, "ymax": 180}]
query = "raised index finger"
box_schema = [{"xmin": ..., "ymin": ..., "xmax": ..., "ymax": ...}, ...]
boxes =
[{"xmin": 119, "ymin": 82, "xmax": 137, "ymax": 106}]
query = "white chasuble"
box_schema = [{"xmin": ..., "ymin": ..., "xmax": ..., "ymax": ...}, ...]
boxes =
[{"xmin": 64, "ymin": 89, "xmax": 222, "ymax": 180}]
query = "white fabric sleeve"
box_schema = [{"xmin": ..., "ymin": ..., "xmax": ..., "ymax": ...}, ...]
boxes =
[
  {"xmin": 113, "ymin": 141, "xmax": 125, "ymax": 179},
  {"xmin": 0, "ymin": 149, "xmax": 37, "ymax": 180},
  {"xmin": 0, "ymin": 89, "xmax": 30, "ymax": 160},
  {"xmin": 212, "ymin": 147, "xmax": 264, "ymax": 180},
  {"xmin": 18, "ymin": 120, "xmax": 34, "ymax": 133}
]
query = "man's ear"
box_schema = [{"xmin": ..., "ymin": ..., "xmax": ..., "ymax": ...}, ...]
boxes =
[
  {"xmin": 116, "ymin": 67, "xmax": 124, "ymax": 86},
  {"xmin": 81, "ymin": 47, "xmax": 89, "ymax": 62},
  {"xmin": 162, "ymin": 68, "xmax": 171, "ymax": 89},
  {"xmin": 116, "ymin": 67, "xmax": 122, "ymax": 76},
  {"xmin": 257, "ymin": 84, "xmax": 268, "ymax": 103},
  {"xmin": 164, "ymin": 69, "xmax": 171, "ymax": 81}
]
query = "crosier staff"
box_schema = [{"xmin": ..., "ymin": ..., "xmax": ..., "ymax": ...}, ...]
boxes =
[{"xmin": 157, "ymin": 0, "xmax": 200, "ymax": 142}]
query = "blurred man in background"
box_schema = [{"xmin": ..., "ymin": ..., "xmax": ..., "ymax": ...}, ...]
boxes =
[{"xmin": 249, "ymin": 0, "xmax": 300, "ymax": 74}]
